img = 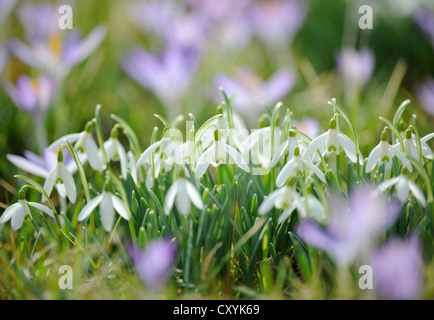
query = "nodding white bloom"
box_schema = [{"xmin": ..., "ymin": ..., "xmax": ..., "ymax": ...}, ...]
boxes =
[
  {"xmin": 104, "ymin": 127, "xmax": 128, "ymax": 179},
  {"xmin": 44, "ymin": 151, "xmax": 77, "ymax": 203},
  {"xmin": 195, "ymin": 129, "xmax": 250, "ymax": 179},
  {"xmin": 366, "ymin": 130, "xmax": 411, "ymax": 174},
  {"xmin": 77, "ymin": 184, "xmax": 131, "ymax": 232},
  {"xmin": 0, "ymin": 191, "xmax": 54, "ymax": 230},
  {"xmin": 258, "ymin": 186, "xmax": 325, "ymax": 224},
  {"xmin": 302, "ymin": 119, "xmax": 363, "ymax": 165},
  {"xmin": 276, "ymin": 147, "xmax": 326, "ymax": 187},
  {"xmin": 374, "ymin": 174, "xmax": 426, "ymax": 207},
  {"xmin": 392, "ymin": 130, "xmax": 434, "ymax": 162},
  {"xmin": 164, "ymin": 176, "xmax": 204, "ymax": 215},
  {"xmin": 243, "ymin": 126, "xmax": 281, "ymax": 169},
  {"xmin": 271, "ymin": 129, "xmax": 308, "ymax": 168},
  {"xmin": 48, "ymin": 121, "xmax": 106, "ymax": 172}
]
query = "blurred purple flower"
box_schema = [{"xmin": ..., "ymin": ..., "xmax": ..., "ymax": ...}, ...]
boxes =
[
  {"xmin": 251, "ymin": 0, "xmax": 308, "ymax": 49},
  {"xmin": 186, "ymin": 0, "xmax": 252, "ymax": 24},
  {"xmin": 415, "ymin": 77, "xmax": 434, "ymax": 116},
  {"xmin": 3, "ymin": 74, "xmax": 55, "ymax": 115},
  {"xmin": 7, "ymin": 148, "xmax": 83, "ymax": 178},
  {"xmin": 215, "ymin": 68, "xmax": 296, "ymax": 118},
  {"xmin": 128, "ymin": 239, "xmax": 177, "ymax": 291},
  {"xmin": 415, "ymin": 11, "xmax": 434, "ymax": 48},
  {"xmin": 370, "ymin": 237, "xmax": 423, "ymax": 300},
  {"xmin": 297, "ymin": 186, "xmax": 401, "ymax": 267},
  {"xmin": 0, "ymin": 0, "xmax": 16, "ymax": 24},
  {"xmin": 8, "ymin": 25, "xmax": 107, "ymax": 81},
  {"xmin": 17, "ymin": 2, "xmax": 59, "ymax": 43},
  {"xmin": 128, "ymin": 0, "xmax": 206, "ymax": 50},
  {"xmin": 121, "ymin": 45, "xmax": 200, "ymax": 114},
  {"xmin": 293, "ymin": 117, "xmax": 320, "ymax": 138},
  {"xmin": 336, "ymin": 47, "xmax": 375, "ymax": 91}
]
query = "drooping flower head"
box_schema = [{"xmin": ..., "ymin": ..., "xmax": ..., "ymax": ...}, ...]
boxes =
[{"xmin": 128, "ymin": 238, "xmax": 177, "ymax": 291}]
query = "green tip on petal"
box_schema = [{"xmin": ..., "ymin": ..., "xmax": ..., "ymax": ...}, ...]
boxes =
[
  {"xmin": 294, "ymin": 146, "xmax": 300, "ymax": 157},
  {"xmin": 405, "ymin": 129, "xmax": 412, "ymax": 140},
  {"xmin": 329, "ymin": 119, "xmax": 337, "ymax": 130},
  {"xmin": 381, "ymin": 130, "xmax": 388, "ymax": 142},
  {"xmin": 214, "ymin": 129, "xmax": 221, "ymax": 141},
  {"xmin": 178, "ymin": 169, "xmax": 185, "ymax": 178}
]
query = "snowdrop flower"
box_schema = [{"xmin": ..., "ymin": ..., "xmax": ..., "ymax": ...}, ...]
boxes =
[
  {"xmin": 9, "ymin": 21, "xmax": 107, "ymax": 81},
  {"xmin": 271, "ymin": 130, "xmax": 308, "ymax": 168},
  {"xmin": 121, "ymin": 45, "xmax": 200, "ymax": 116},
  {"xmin": 104, "ymin": 127, "xmax": 128, "ymax": 179},
  {"xmin": 137, "ymin": 137, "xmax": 182, "ymax": 170},
  {"xmin": 276, "ymin": 146, "xmax": 326, "ymax": 187},
  {"xmin": 244, "ymin": 126, "xmax": 281, "ymax": 169},
  {"xmin": 298, "ymin": 186, "xmax": 401, "ymax": 267},
  {"xmin": 44, "ymin": 150, "xmax": 77, "ymax": 203},
  {"xmin": 128, "ymin": 238, "xmax": 177, "ymax": 291},
  {"xmin": 392, "ymin": 129, "xmax": 434, "ymax": 163},
  {"xmin": 7, "ymin": 148, "xmax": 81, "ymax": 178},
  {"xmin": 250, "ymin": 0, "xmax": 308, "ymax": 49},
  {"xmin": 3, "ymin": 74, "xmax": 55, "ymax": 116},
  {"xmin": 366, "ymin": 130, "xmax": 411, "ymax": 174},
  {"xmin": 214, "ymin": 68, "xmax": 296, "ymax": 122},
  {"xmin": 374, "ymin": 173, "xmax": 426, "ymax": 207},
  {"xmin": 0, "ymin": 190, "xmax": 54, "ymax": 230},
  {"xmin": 164, "ymin": 174, "xmax": 203, "ymax": 215},
  {"xmin": 48, "ymin": 121, "xmax": 106, "ymax": 172},
  {"xmin": 302, "ymin": 119, "xmax": 363, "ymax": 165},
  {"xmin": 258, "ymin": 185, "xmax": 325, "ymax": 224},
  {"xmin": 78, "ymin": 182, "xmax": 131, "ymax": 232},
  {"xmin": 369, "ymin": 237, "xmax": 423, "ymax": 300},
  {"xmin": 195, "ymin": 130, "xmax": 250, "ymax": 179}
]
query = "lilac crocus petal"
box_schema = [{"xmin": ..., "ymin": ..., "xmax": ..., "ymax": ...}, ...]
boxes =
[
  {"xmin": 128, "ymin": 239, "xmax": 177, "ymax": 291},
  {"xmin": 297, "ymin": 186, "xmax": 401, "ymax": 267},
  {"xmin": 415, "ymin": 77, "xmax": 434, "ymax": 116},
  {"xmin": 62, "ymin": 25, "xmax": 107, "ymax": 69},
  {"xmin": 294, "ymin": 118, "xmax": 320, "ymax": 138},
  {"xmin": 370, "ymin": 237, "xmax": 423, "ymax": 300},
  {"xmin": 3, "ymin": 74, "xmax": 55, "ymax": 114},
  {"xmin": 251, "ymin": 0, "xmax": 308, "ymax": 48},
  {"xmin": 121, "ymin": 45, "xmax": 200, "ymax": 111},
  {"xmin": 262, "ymin": 70, "xmax": 296, "ymax": 105},
  {"xmin": 336, "ymin": 47, "xmax": 375, "ymax": 88},
  {"xmin": 0, "ymin": 0, "xmax": 16, "ymax": 24},
  {"xmin": 17, "ymin": 2, "xmax": 58, "ymax": 42}
]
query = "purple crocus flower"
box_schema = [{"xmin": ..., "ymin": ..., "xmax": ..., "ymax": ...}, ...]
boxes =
[
  {"xmin": 3, "ymin": 74, "xmax": 55, "ymax": 115},
  {"xmin": 293, "ymin": 117, "xmax": 320, "ymax": 139},
  {"xmin": 214, "ymin": 68, "xmax": 296, "ymax": 120},
  {"xmin": 370, "ymin": 237, "xmax": 423, "ymax": 300},
  {"xmin": 250, "ymin": 0, "xmax": 308, "ymax": 49},
  {"xmin": 6, "ymin": 148, "xmax": 84, "ymax": 178},
  {"xmin": 127, "ymin": 0, "xmax": 206, "ymax": 50},
  {"xmin": 186, "ymin": 0, "xmax": 252, "ymax": 24},
  {"xmin": 297, "ymin": 186, "xmax": 401, "ymax": 267},
  {"xmin": 0, "ymin": 0, "xmax": 16, "ymax": 24},
  {"xmin": 336, "ymin": 47, "xmax": 374, "ymax": 91},
  {"xmin": 415, "ymin": 10, "xmax": 434, "ymax": 48},
  {"xmin": 415, "ymin": 77, "xmax": 434, "ymax": 116},
  {"xmin": 121, "ymin": 45, "xmax": 200, "ymax": 115},
  {"xmin": 8, "ymin": 19, "xmax": 107, "ymax": 81},
  {"xmin": 128, "ymin": 239, "xmax": 177, "ymax": 291},
  {"xmin": 16, "ymin": 2, "xmax": 59, "ymax": 43}
]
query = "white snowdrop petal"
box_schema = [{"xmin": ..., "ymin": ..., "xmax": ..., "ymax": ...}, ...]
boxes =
[
  {"xmin": 43, "ymin": 166, "xmax": 58, "ymax": 196},
  {"xmin": 276, "ymin": 159, "xmax": 296, "ymax": 188},
  {"xmin": 176, "ymin": 182, "xmax": 191, "ymax": 215},
  {"xmin": 366, "ymin": 143, "xmax": 381, "ymax": 173},
  {"xmin": 185, "ymin": 180, "xmax": 203, "ymax": 210},
  {"xmin": 78, "ymin": 194, "xmax": 103, "ymax": 221},
  {"xmin": 28, "ymin": 202, "xmax": 55, "ymax": 218},
  {"xmin": 396, "ymin": 178, "xmax": 410, "ymax": 203},
  {"xmin": 225, "ymin": 145, "xmax": 249, "ymax": 172},
  {"xmin": 302, "ymin": 159, "xmax": 326, "ymax": 183},
  {"xmin": 85, "ymin": 136, "xmax": 105, "ymax": 171},
  {"xmin": 302, "ymin": 131, "xmax": 328, "ymax": 160},
  {"xmin": 111, "ymin": 195, "xmax": 131, "ymax": 220},
  {"xmin": 376, "ymin": 176, "xmax": 400, "ymax": 192},
  {"xmin": 0, "ymin": 203, "xmax": 21, "ymax": 224},
  {"xmin": 136, "ymin": 140, "xmax": 162, "ymax": 168},
  {"xmin": 270, "ymin": 140, "xmax": 289, "ymax": 168},
  {"xmin": 60, "ymin": 164, "xmax": 77, "ymax": 203},
  {"xmin": 337, "ymin": 133, "xmax": 359, "ymax": 164},
  {"xmin": 100, "ymin": 193, "xmax": 115, "ymax": 232},
  {"xmin": 389, "ymin": 147, "xmax": 412, "ymax": 172},
  {"xmin": 164, "ymin": 183, "xmax": 178, "ymax": 215},
  {"xmin": 258, "ymin": 188, "xmax": 287, "ymax": 215},
  {"xmin": 277, "ymin": 203, "xmax": 297, "ymax": 224},
  {"xmin": 195, "ymin": 146, "xmax": 214, "ymax": 179},
  {"xmin": 408, "ymin": 181, "xmax": 427, "ymax": 207},
  {"xmin": 48, "ymin": 133, "xmax": 81, "ymax": 151},
  {"xmin": 11, "ymin": 206, "xmax": 25, "ymax": 230}
]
